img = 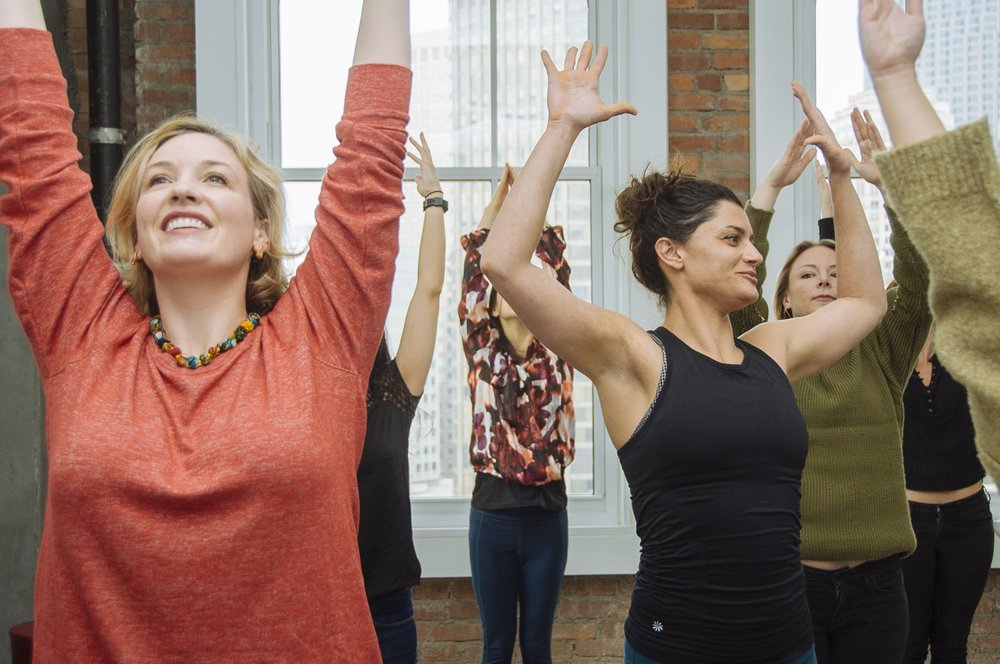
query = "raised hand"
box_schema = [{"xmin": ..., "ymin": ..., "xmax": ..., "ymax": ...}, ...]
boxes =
[
  {"xmin": 859, "ymin": 0, "xmax": 925, "ymax": 80},
  {"xmin": 751, "ymin": 119, "xmax": 817, "ymax": 210},
  {"xmin": 407, "ymin": 132, "xmax": 442, "ymax": 199},
  {"xmin": 479, "ymin": 163, "xmax": 516, "ymax": 230},
  {"xmin": 849, "ymin": 108, "xmax": 886, "ymax": 189},
  {"xmin": 792, "ymin": 82, "xmax": 854, "ymax": 176},
  {"xmin": 542, "ymin": 41, "xmax": 637, "ymax": 133}
]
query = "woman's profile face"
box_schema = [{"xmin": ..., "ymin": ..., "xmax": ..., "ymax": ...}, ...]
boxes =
[{"xmin": 134, "ymin": 132, "xmax": 266, "ymax": 281}]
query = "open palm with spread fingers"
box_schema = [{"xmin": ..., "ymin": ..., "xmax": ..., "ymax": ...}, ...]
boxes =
[
  {"xmin": 542, "ymin": 41, "xmax": 637, "ymax": 132},
  {"xmin": 792, "ymin": 82, "xmax": 854, "ymax": 175},
  {"xmin": 859, "ymin": 0, "xmax": 925, "ymax": 78},
  {"xmin": 849, "ymin": 108, "xmax": 887, "ymax": 189}
]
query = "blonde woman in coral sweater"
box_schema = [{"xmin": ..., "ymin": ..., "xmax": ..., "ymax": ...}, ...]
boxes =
[{"xmin": 0, "ymin": 1, "xmax": 410, "ymax": 661}]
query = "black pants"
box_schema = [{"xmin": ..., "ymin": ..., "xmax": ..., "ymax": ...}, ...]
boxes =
[
  {"xmin": 901, "ymin": 489, "xmax": 995, "ymax": 664},
  {"xmin": 804, "ymin": 555, "xmax": 909, "ymax": 664}
]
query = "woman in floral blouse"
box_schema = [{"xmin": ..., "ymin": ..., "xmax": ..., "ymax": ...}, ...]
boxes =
[{"xmin": 458, "ymin": 164, "xmax": 575, "ymax": 664}]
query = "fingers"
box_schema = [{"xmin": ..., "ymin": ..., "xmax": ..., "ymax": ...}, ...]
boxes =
[
  {"xmin": 591, "ymin": 44, "xmax": 609, "ymax": 74},
  {"xmin": 814, "ymin": 158, "xmax": 825, "ymax": 183},
  {"xmin": 792, "ymin": 81, "xmax": 835, "ymax": 142},
  {"xmin": 908, "ymin": 0, "xmax": 923, "ymax": 18},
  {"xmin": 406, "ymin": 150, "xmax": 421, "ymax": 164},
  {"xmin": 540, "ymin": 49, "xmax": 558, "ymax": 76},
  {"xmin": 563, "ymin": 46, "xmax": 578, "ymax": 71},
  {"xmin": 864, "ymin": 110, "xmax": 887, "ymax": 151},
  {"xmin": 607, "ymin": 101, "xmax": 639, "ymax": 118},
  {"xmin": 577, "ymin": 41, "xmax": 594, "ymax": 70}
]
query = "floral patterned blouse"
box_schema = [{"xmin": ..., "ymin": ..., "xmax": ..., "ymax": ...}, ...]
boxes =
[{"xmin": 458, "ymin": 226, "xmax": 575, "ymax": 486}]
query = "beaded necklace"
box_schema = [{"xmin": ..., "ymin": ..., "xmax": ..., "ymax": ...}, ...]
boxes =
[{"xmin": 150, "ymin": 313, "xmax": 261, "ymax": 369}]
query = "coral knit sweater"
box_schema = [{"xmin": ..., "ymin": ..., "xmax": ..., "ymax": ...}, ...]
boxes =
[{"xmin": 0, "ymin": 29, "xmax": 411, "ymax": 663}]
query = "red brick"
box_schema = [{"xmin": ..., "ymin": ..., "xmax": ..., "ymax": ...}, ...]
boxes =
[
  {"xmin": 704, "ymin": 114, "xmax": 749, "ymax": 132},
  {"xmin": 669, "ymin": 74, "xmax": 696, "ymax": 91},
  {"xmin": 669, "ymin": 12, "xmax": 715, "ymax": 29},
  {"xmin": 136, "ymin": 2, "xmax": 189, "ymax": 21},
  {"xmin": 700, "ymin": 0, "xmax": 748, "ymax": 8},
  {"xmin": 429, "ymin": 622, "xmax": 481, "ymax": 642},
  {"xmin": 668, "ymin": 31, "xmax": 700, "ymax": 50},
  {"xmin": 139, "ymin": 43, "xmax": 192, "ymax": 62},
  {"xmin": 717, "ymin": 11, "xmax": 750, "ymax": 30},
  {"xmin": 669, "ymin": 113, "xmax": 699, "ymax": 132},
  {"xmin": 718, "ymin": 134, "xmax": 750, "ymax": 152},
  {"xmin": 703, "ymin": 32, "xmax": 748, "ymax": 50},
  {"xmin": 169, "ymin": 68, "xmax": 196, "ymax": 86},
  {"xmin": 669, "ymin": 92, "xmax": 716, "ymax": 111},
  {"xmin": 697, "ymin": 73, "xmax": 722, "ymax": 91},
  {"xmin": 724, "ymin": 73, "xmax": 750, "ymax": 91},
  {"xmin": 164, "ymin": 22, "xmax": 196, "ymax": 42},
  {"xmin": 718, "ymin": 94, "xmax": 750, "ymax": 111},
  {"xmin": 670, "ymin": 135, "xmax": 714, "ymax": 151},
  {"xmin": 669, "ymin": 53, "xmax": 711, "ymax": 71},
  {"xmin": 713, "ymin": 51, "xmax": 750, "ymax": 70},
  {"xmin": 668, "ymin": 0, "xmax": 698, "ymax": 8}
]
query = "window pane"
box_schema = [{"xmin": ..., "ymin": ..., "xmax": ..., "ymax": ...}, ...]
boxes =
[
  {"xmin": 495, "ymin": 0, "xmax": 590, "ymax": 166},
  {"xmin": 278, "ymin": 1, "xmax": 361, "ymax": 169}
]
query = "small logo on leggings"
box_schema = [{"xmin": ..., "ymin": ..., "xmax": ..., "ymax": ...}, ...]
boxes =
[{"xmin": 652, "ymin": 620, "xmax": 664, "ymax": 633}]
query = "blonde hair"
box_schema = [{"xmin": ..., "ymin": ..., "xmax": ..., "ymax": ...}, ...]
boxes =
[{"xmin": 105, "ymin": 114, "xmax": 293, "ymax": 315}]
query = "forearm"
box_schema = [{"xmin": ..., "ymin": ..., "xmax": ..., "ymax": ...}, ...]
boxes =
[
  {"xmin": 749, "ymin": 182, "xmax": 782, "ymax": 212},
  {"xmin": 828, "ymin": 171, "xmax": 884, "ymax": 307},
  {"xmin": 872, "ymin": 68, "xmax": 946, "ymax": 149},
  {"xmin": 353, "ymin": 0, "xmax": 410, "ymax": 67},
  {"xmin": 482, "ymin": 123, "xmax": 579, "ymax": 281},
  {"xmin": 415, "ymin": 208, "xmax": 446, "ymax": 298},
  {"xmin": 0, "ymin": 1, "xmax": 45, "ymax": 29}
]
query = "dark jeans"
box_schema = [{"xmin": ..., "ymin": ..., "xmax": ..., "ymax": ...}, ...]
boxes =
[
  {"xmin": 901, "ymin": 489, "xmax": 995, "ymax": 664},
  {"xmin": 368, "ymin": 587, "xmax": 418, "ymax": 664},
  {"xmin": 469, "ymin": 506, "xmax": 568, "ymax": 664},
  {"xmin": 804, "ymin": 555, "xmax": 909, "ymax": 664},
  {"xmin": 623, "ymin": 639, "xmax": 817, "ymax": 664}
]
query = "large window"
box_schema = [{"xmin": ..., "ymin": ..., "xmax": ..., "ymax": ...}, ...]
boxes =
[{"xmin": 196, "ymin": 0, "xmax": 667, "ymax": 575}]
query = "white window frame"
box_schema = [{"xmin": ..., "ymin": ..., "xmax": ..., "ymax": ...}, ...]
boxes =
[
  {"xmin": 194, "ymin": 0, "xmax": 667, "ymax": 576},
  {"xmin": 751, "ymin": 0, "xmax": 1000, "ymax": 566}
]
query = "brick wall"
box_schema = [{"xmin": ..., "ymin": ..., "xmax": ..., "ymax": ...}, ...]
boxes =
[
  {"xmin": 667, "ymin": 0, "xmax": 750, "ymax": 199},
  {"xmin": 54, "ymin": 0, "xmax": 1000, "ymax": 662}
]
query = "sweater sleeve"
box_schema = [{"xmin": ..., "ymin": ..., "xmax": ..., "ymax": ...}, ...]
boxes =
[
  {"xmin": 730, "ymin": 201, "xmax": 773, "ymax": 335},
  {"xmin": 875, "ymin": 118, "xmax": 1000, "ymax": 479},
  {"xmin": 458, "ymin": 228, "xmax": 495, "ymax": 368},
  {"xmin": 0, "ymin": 29, "xmax": 133, "ymax": 379},
  {"xmin": 869, "ymin": 206, "xmax": 932, "ymax": 391},
  {"xmin": 283, "ymin": 64, "xmax": 412, "ymax": 376}
]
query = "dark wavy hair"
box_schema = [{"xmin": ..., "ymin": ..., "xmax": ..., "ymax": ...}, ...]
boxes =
[{"xmin": 614, "ymin": 167, "xmax": 741, "ymax": 306}]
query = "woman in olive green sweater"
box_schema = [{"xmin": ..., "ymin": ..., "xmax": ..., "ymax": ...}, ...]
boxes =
[
  {"xmin": 732, "ymin": 104, "xmax": 931, "ymax": 663},
  {"xmin": 861, "ymin": 0, "xmax": 1000, "ymax": 484}
]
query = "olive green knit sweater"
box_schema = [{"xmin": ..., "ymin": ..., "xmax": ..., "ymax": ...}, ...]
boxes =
[
  {"xmin": 732, "ymin": 202, "xmax": 931, "ymax": 560},
  {"xmin": 876, "ymin": 119, "xmax": 1000, "ymax": 482}
]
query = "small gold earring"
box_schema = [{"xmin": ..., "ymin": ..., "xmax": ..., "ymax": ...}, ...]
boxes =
[
  {"xmin": 254, "ymin": 245, "xmax": 266, "ymax": 260},
  {"xmin": 130, "ymin": 250, "xmax": 142, "ymax": 265}
]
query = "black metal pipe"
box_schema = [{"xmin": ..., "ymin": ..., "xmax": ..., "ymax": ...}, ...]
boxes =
[{"xmin": 87, "ymin": 0, "xmax": 124, "ymax": 224}]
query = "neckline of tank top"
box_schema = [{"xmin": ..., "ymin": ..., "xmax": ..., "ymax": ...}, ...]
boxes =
[{"xmin": 655, "ymin": 326, "xmax": 750, "ymax": 371}]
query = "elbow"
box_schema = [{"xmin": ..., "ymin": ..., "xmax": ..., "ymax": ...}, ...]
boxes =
[{"xmin": 480, "ymin": 244, "xmax": 507, "ymax": 286}]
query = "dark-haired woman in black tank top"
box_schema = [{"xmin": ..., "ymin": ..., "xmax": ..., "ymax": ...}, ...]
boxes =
[{"xmin": 478, "ymin": 42, "xmax": 888, "ymax": 663}]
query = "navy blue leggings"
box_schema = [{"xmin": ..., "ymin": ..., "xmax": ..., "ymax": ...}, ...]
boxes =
[{"xmin": 469, "ymin": 506, "xmax": 568, "ymax": 664}]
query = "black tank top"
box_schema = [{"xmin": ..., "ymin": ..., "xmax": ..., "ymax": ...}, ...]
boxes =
[{"xmin": 618, "ymin": 327, "xmax": 813, "ymax": 663}]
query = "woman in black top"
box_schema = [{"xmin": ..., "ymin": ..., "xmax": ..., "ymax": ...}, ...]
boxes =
[
  {"xmin": 900, "ymin": 326, "xmax": 994, "ymax": 663},
  {"xmin": 357, "ymin": 133, "xmax": 446, "ymax": 664},
  {"xmin": 479, "ymin": 42, "xmax": 887, "ymax": 663}
]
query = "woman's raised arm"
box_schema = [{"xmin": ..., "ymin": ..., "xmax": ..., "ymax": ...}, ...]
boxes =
[
  {"xmin": 745, "ymin": 84, "xmax": 886, "ymax": 382},
  {"xmin": 395, "ymin": 133, "xmax": 446, "ymax": 395},
  {"xmin": 479, "ymin": 42, "xmax": 636, "ymax": 384},
  {"xmin": 354, "ymin": 0, "xmax": 410, "ymax": 67}
]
